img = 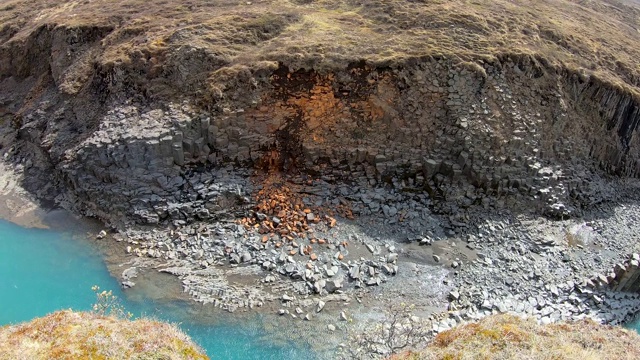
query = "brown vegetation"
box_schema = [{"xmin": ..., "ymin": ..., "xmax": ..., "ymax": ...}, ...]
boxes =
[
  {"xmin": 1, "ymin": 0, "xmax": 640, "ymax": 100},
  {"xmin": 0, "ymin": 310, "xmax": 208, "ymax": 360},
  {"xmin": 393, "ymin": 314, "xmax": 640, "ymax": 360}
]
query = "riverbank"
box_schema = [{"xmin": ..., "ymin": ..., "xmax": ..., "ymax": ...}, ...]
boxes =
[
  {"xmin": 0, "ymin": 211, "xmax": 343, "ymax": 359},
  {"xmin": 104, "ymin": 170, "xmax": 640, "ymax": 359}
]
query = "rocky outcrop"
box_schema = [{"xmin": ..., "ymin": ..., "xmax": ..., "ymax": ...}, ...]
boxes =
[
  {"xmin": 602, "ymin": 253, "xmax": 640, "ymax": 293},
  {"xmin": 0, "ymin": 1, "xmax": 639, "ymax": 228},
  {"xmin": 5, "ymin": 51, "xmax": 640, "ymax": 227}
]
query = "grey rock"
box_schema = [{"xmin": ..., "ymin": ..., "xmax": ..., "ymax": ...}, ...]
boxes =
[
  {"xmin": 325, "ymin": 278, "xmax": 344, "ymax": 293},
  {"xmin": 365, "ymin": 243, "xmax": 376, "ymax": 254},
  {"xmin": 349, "ymin": 266, "xmax": 361, "ymax": 279},
  {"xmin": 122, "ymin": 267, "xmax": 139, "ymax": 280},
  {"xmin": 241, "ymin": 252, "xmax": 252, "ymax": 263},
  {"xmin": 314, "ymin": 279, "xmax": 326, "ymax": 293}
]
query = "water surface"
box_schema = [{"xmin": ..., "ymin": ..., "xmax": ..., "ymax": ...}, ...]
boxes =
[{"xmin": 0, "ymin": 218, "xmax": 314, "ymax": 359}]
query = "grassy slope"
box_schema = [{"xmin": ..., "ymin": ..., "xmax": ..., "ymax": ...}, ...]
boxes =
[
  {"xmin": 0, "ymin": 310, "xmax": 208, "ymax": 360},
  {"xmin": 0, "ymin": 0, "xmax": 639, "ymax": 94},
  {"xmin": 394, "ymin": 314, "xmax": 640, "ymax": 360}
]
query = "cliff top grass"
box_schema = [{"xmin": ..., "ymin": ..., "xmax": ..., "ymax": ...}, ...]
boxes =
[
  {"xmin": 0, "ymin": 310, "xmax": 209, "ymax": 360},
  {"xmin": 393, "ymin": 314, "xmax": 640, "ymax": 360},
  {"xmin": 1, "ymin": 0, "xmax": 640, "ymax": 93}
]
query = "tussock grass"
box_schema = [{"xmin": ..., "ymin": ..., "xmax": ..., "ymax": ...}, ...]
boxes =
[
  {"xmin": 393, "ymin": 314, "xmax": 640, "ymax": 360},
  {"xmin": 0, "ymin": 310, "xmax": 208, "ymax": 360},
  {"xmin": 1, "ymin": 0, "xmax": 640, "ymax": 89}
]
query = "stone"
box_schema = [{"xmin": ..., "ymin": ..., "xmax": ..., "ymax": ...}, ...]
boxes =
[
  {"xmin": 433, "ymin": 255, "xmax": 441, "ymax": 262},
  {"xmin": 314, "ymin": 279, "xmax": 326, "ymax": 293},
  {"xmin": 326, "ymin": 267, "xmax": 337, "ymax": 277},
  {"xmin": 365, "ymin": 243, "xmax": 376, "ymax": 254},
  {"xmin": 327, "ymin": 324, "xmax": 336, "ymax": 332},
  {"xmin": 349, "ymin": 266, "xmax": 361, "ymax": 279},
  {"xmin": 96, "ymin": 230, "xmax": 107, "ymax": 239},
  {"xmin": 340, "ymin": 311, "xmax": 348, "ymax": 321},
  {"xmin": 317, "ymin": 300, "xmax": 326, "ymax": 313},
  {"xmin": 256, "ymin": 212, "xmax": 267, "ymax": 221},
  {"xmin": 196, "ymin": 208, "xmax": 210, "ymax": 219},
  {"xmin": 122, "ymin": 267, "xmax": 138, "ymax": 280},
  {"xmin": 325, "ymin": 278, "xmax": 344, "ymax": 293}
]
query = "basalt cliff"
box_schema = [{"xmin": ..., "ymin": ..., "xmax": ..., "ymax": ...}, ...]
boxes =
[{"xmin": 3, "ymin": 1, "xmax": 640, "ymax": 355}]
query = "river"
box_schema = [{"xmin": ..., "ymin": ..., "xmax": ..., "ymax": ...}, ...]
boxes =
[{"xmin": 0, "ymin": 217, "xmax": 318, "ymax": 359}]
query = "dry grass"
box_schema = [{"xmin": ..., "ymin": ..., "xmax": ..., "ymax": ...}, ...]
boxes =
[
  {"xmin": 0, "ymin": 310, "xmax": 208, "ymax": 360},
  {"xmin": 1, "ymin": 0, "xmax": 640, "ymax": 97},
  {"xmin": 393, "ymin": 314, "xmax": 640, "ymax": 360}
]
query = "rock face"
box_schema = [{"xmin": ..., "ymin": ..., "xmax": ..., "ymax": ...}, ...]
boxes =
[
  {"xmin": 0, "ymin": 2, "xmax": 638, "ymax": 231},
  {"xmin": 603, "ymin": 253, "xmax": 640, "ymax": 293},
  {"xmin": 4, "ymin": 56, "xmax": 640, "ymax": 227}
]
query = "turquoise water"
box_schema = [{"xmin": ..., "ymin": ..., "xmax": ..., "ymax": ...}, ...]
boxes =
[
  {"xmin": 627, "ymin": 316, "xmax": 640, "ymax": 333},
  {"xmin": 0, "ymin": 219, "xmax": 314, "ymax": 359}
]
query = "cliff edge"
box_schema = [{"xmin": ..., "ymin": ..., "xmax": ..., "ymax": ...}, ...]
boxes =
[
  {"xmin": 0, "ymin": 310, "xmax": 208, "ymax": 360},
  {"xmin": 394, "ymin": 314, "xmax": 640, "ymax": 360}
]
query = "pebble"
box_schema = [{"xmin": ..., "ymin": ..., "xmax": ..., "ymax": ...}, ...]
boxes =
[{"xmin": 340, "ymin": 311, "xmax": 348, "ymax": 321}]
